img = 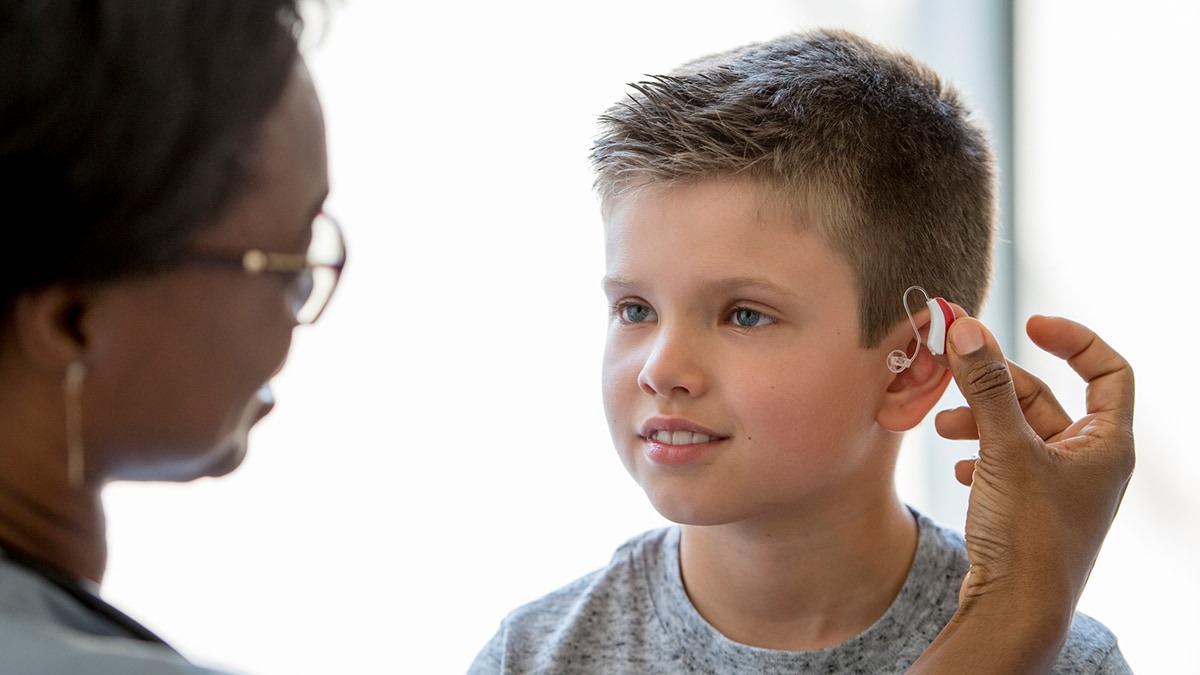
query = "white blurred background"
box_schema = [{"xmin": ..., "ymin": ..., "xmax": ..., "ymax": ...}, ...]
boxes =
[{"xmin": 100, "ymin": 1, "xmax": 1197, "ymax": 672}]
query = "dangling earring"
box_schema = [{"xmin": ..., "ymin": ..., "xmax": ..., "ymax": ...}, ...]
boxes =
[{"xmin": 63, "ymin": 361, "xmax": 86, "ymax": 487}]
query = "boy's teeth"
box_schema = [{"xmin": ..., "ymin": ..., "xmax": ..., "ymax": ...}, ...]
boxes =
[{"xmin": 651, "ymin": 430, "xmax": 715, "ymax": 445}]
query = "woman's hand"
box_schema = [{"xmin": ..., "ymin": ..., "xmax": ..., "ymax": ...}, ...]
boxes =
[{"xmin": 910, "ymin": 314, "xmax": 1135, "ymax": 673}]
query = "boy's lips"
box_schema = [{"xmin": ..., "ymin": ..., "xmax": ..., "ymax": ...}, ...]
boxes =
[
  {"xmin": 639, "ymin": 417, "xmax": 726, "ymax": 443},
  {"xmin": 648, "ymin": 429, "xmax": 719, "ymax": 445},
  {"xmin": 638, "ymin": 417, "xmax": 728, "ymax": 466}
]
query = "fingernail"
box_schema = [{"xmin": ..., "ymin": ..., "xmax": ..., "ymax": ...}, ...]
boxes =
[{"xmin": 952, "ymin": 322, "xmax": 985, "ymax": 355}]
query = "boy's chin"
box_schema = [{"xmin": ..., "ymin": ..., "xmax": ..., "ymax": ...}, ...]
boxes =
[{"xmin": 645, "ymin": 489, "xmax": 744, "ymax": 527}]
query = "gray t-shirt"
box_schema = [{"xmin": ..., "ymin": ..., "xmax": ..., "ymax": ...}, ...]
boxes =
[{"xmin": 470, "ymin": 512, "xmax": 1130, "ymax": 674}]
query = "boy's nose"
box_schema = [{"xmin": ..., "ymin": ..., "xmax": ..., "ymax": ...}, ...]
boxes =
[{"xmin": 637, "ymin": 327, "xmax": 708, "ymax": 398}]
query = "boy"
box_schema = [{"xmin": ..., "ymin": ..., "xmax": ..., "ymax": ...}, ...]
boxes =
[{"xmin": 471, "ymin": 29, "xmax": 1129, "ymax": 673}]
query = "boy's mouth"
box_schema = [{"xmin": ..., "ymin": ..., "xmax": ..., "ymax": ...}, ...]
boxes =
[
  {"xmin": 639, "ymin": 419, "xmax": 729, "ymax": 467},
  {"xmin": 640, "ymin": 418, "xmax": 728, "ymax": 445},
  {"xmin": 648, "ymin": 430, "xmax": 718, "ymax": 445}
]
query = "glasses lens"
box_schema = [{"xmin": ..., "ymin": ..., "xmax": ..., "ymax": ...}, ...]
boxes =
[
  {"xmin": 296, "ymin": 266, "xmax": 338, "ymax": 324},
  {"xmin": 293, "ymin": 212, "xmax": 345, "ymax": 324},
  {"xmin": 309, "ymin": 213, "xmax": 345, "ymax": 266},
  {"xmin": 290, "ymin": 269, "xmax": 315, "ymax": 320}
]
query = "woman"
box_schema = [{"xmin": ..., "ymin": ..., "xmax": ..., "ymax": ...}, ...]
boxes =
[{"xmin": 0, "ymin": 1, "xmax": 342, "ymax": 671}]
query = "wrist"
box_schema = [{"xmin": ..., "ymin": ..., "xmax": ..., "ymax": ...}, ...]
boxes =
[
  {"xmin": 909, "ymin": 581, "xmax": 1074, "ymax": 674},
  {"xmin": 963, "ymin": 588, "xmax": 1072, "ymax": 650},
  {"xmin": 960, "ymin": 556, "xmax": 1078, "ymax": 639}
]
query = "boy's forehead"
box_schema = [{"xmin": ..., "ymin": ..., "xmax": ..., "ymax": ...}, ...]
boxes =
[
  {"xmin": 602, "ymin": 177, "xmax": 826, "ymax": 233},
  {"xmin": 602, "ymin": 177, "xmax": 853, "ymax": 293},
  {"xmin": 602, "ymin": 177, "xmax": 821, "ymax": 252}
]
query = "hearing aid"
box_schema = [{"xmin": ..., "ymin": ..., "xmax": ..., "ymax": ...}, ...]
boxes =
[
  {"xmin": 886, "ymin": 286, "xmax": 956, "ymax": 373},
  {"xmin": 925, "ymin": 295, "xmax": 954, "ymax": 356}
]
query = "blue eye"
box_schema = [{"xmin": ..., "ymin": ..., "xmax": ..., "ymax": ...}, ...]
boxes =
[
  {"xmin": 730, "ymin": 307, "xmax": 774, "ymax": 328},
  {"xmin": 618, "ymin": 302, "xmax": 656, "ymax": 323}
]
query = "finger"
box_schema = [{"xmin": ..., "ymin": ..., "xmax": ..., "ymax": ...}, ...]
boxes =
[
  {"xmin": 932, "ymin": 309, "xmax": 1074, "ymax": 442},
  {"xmin": 1005, "ymin": 359, "xmax": 1073, "ymax": 439},
  {"xmin": 1026, "ymin": 315, "xmax": 1135, "ymax": 422},
  {"xmin": 954, "ymin": 457, "xmax": 976, "ymax": 486},
  {"xmin": 934, "ymin": 406, "xmax": 977, "ymax": 440},
  {"xmin": 933, "ymin": 302, "xmax": 981, "ymax": 440},
  {"xmin": 945, "ymin": 318, "xmax": 1038, "ymax": 447},
  {"xmin": 936, "ymin": 360, "xmax": 1074, "ymax": 443}
]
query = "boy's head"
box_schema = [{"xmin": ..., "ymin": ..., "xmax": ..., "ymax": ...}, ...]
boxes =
[
  {"xmin": 595, "ymin": 30, "xmax": 997, "ymax": 525},
  {"xmin": 591, "ymin": 29, "xmax": 996, "ymax": 347}
]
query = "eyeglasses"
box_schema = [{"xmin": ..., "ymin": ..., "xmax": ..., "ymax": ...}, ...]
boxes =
[{"xmin": 180, "ymin": 212, "xmax": 347, "ymax": 324}]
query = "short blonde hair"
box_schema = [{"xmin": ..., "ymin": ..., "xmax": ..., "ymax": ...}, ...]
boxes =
[{"xmin": 591, "ymin": 29, "xmax": 996, "ymax": 346}]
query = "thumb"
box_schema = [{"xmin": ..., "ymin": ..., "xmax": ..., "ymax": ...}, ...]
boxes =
[{"xmin": 946, "ymin": 318, "xmax": 1034, "ymax": 446}]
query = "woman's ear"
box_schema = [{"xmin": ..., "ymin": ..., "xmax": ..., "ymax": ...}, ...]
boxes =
[
  {"xmin": 9, "ymin": 286, "xmax": 88, "ymax": 373},
  {"xmin": 877, "ymin": 309, "xmax": 953, "ymax": 432}
]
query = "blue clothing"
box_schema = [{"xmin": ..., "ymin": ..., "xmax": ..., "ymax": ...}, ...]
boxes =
[
  {"xmin": 470, "ymin": 512, "xmax": 1131, "ymax": 674},
  {"xmin": 0, "ymin": 548, "xmax": 231, "ymax": 675}
]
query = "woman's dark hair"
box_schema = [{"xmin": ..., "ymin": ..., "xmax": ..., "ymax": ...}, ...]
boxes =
[{"xmin": 0, "ymin": 0, "xmax": 304, "ymax": 319}]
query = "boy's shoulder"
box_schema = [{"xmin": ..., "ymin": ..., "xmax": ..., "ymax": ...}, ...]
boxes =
[
  {"xmin": 909, "ymin": 519, "xmax": 1130, "ymax": 672},
  {"xmin": 491, "ymin": 526, "xmax": 674, "ymax": 636},
  {"xmin": 469, "ymin": 516, "xmax": 1130, "ymax": 675},
  {"xmin": 468, "ymin": 526, "xmax": 678, "ymax": 674},
  {"xmin": 1061, "ymin": 611, "xmax": 1131, "ymax": 672}
]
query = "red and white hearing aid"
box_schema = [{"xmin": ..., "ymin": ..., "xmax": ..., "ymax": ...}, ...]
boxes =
[{"xmin": 887, "ymin": 286, "xmax": 956, "ymax": 373}]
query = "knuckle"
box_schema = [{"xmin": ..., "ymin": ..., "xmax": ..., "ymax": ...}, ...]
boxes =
[{"xmin": 963, "ymin": 359, "xmax": 1013, "ymax": 398}]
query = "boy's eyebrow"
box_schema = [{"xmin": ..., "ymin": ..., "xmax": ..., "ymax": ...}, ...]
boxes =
[
  {"xmin": 601, "ymin": 275, "xmax": 800, "ymax": 299},
  {"xmin": 600, "ymin": 275, "xmax": 635, "ymax": 293},
  {"xmin": 699, "ymin": 276, "xmax": 800, "ymax": 299}
]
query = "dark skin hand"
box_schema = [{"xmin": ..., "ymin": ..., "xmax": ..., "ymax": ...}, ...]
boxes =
[{"xmin": 908, "ymin": 314, "xmax": 1135, "ymax": 673}]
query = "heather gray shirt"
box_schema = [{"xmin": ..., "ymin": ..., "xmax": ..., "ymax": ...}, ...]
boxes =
[{"xmin": 470, "ymin": 513, "xmax": 1130, "ymax": 674}]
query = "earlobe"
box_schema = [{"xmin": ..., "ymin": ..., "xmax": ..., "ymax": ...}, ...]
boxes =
[
  {"xmin": 877, "ymin": 313, "xmax": 953, "ymax": 432},
  {"xmin": 10, "ymin": 287, "xmax": 89, "ymax": 372}
]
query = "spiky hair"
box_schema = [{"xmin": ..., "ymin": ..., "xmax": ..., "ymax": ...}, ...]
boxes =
[{"xmin": 591, "ymin": 29, "xmax": 996, "ymax": 346}]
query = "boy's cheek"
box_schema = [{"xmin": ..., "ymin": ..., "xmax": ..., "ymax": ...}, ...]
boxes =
[{"xmin": 602, "ymin": 339, "xmax": 648, "ymax": 388}]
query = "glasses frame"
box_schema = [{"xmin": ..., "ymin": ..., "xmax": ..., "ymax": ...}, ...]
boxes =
[{"xmin": 179, "ymin": 212, "xmax": 346, "ymax": 324}]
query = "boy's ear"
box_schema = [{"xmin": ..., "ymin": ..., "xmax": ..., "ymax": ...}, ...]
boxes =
[
  {"xmin": 9, "ymin": 286, "xmax": 88, "ymax": 373},
  {"xmin": 876, "ymin": 310, "xmax": 953, "ymax": 432}
]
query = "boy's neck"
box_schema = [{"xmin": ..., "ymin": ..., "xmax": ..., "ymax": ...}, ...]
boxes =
[{"xmin": 678, "ymin": 493, "xmax": 918, "ymax": 652}]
